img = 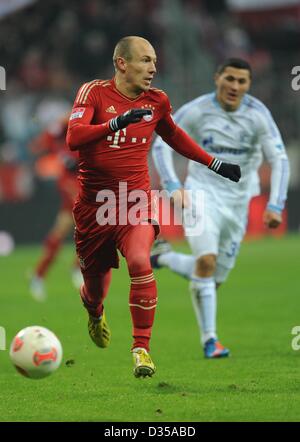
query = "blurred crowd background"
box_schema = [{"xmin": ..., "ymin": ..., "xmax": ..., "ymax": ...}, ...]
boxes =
[{"xmin": 0, "ymin": 0, "xmax": 300, "ymax": 244}]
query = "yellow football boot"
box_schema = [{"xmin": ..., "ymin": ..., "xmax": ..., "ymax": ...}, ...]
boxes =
[
  {"xmin": 88, "ymin": 310, "xmax": 111, "ymax": 348},
  {"xmin": 132, "ymin": 348, "xmax": 156, "ymax": 378}
]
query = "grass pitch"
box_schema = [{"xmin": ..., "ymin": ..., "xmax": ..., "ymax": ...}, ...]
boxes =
[{"xmin": 0, "ymin": 235, "xmax": 299, "ymax": 422}]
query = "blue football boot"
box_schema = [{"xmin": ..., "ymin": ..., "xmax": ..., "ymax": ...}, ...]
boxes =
[{"xmin": 204, "ymin": 338, "xmax": 230, "ymax": 358}]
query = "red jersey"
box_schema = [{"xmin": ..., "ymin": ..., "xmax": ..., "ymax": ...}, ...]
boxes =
[{"xmin": 67, "ymin": 78, "xmax": 213, "ymax": 204}]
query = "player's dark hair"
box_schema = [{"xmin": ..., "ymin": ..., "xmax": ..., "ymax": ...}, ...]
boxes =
[{"xmin": 216, "ymin": 58, "xmax": 252, "ymax": 78}]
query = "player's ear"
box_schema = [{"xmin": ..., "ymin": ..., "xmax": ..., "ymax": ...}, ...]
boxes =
[{"xmin": 116, "ymin": 56, "xmax": 127, "ymax": 73}]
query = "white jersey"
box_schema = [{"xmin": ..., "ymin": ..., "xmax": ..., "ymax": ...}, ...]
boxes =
[{"xmin": 152, "ymin": 92, "xmax": 289, "ymax": 212}]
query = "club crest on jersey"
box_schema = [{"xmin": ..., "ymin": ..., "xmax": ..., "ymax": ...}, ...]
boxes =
[
  {"xmin": 143, "ymin": 111, "xmax": 153, "ymax": 122},
  {"xmin": 142, "ymin": 104, "xmax": 155, "ymax": 122},
  {"xmin": 70, "ymin": 107, "xmax": 85, "ymax": 120}
]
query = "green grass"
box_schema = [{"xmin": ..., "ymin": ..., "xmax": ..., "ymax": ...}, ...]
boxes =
[{"xmin": 0, "ymin": 235, "xmax": 299, "ymax": 422}]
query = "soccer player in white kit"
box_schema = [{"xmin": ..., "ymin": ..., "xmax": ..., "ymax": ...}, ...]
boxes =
[{"xmin": 151, "ymin": 58, "xmax": 290, "ymax": 358}]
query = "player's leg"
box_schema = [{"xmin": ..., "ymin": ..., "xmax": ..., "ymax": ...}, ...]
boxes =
[
  {"xmin": 214, "ymin": 212, "xmax": 246, "ymax": 292},
  {"xmin": 73, "ymin": 201, "xmax": 119, "ymax": 348},
  {"xmin": 80, "ymin": 268, "xmax": 112, "ymax": 348},
  {"xmin": 183, "ymin": 195, "xmax": 230, "ymax": 357},
  {"xmin": 118, "ymin": 223, "xmax": 157, "ymax": 377},
  {"xmin": 150, "ymin": 238, "xmax": 195, "ymax": 279},
  {"xmin": 151, "ymin": 237, "xmax": 227, "ymax": 287},
  {"xmin": 30, "ymin": 210, "xmax": 74, "ymax": 301},
  {"xmin": 35, "ymin": 208, "xmax": 74, "ymax": 278},
  {"xmin": 80, "ymin": 268, "xmax": 112, "ymax": 319},
  {"xmin": 191, "ymin": 251, "xmax": 229, "ymax": 358},
  {"xmin": 214, "ymin": 264, "xmax": 232, "ymax": 287},
  {"xmin": 120, "ymin": 224, "xmax": 156, "ymax": 353},
  {"xmin": 77, "ymin": 237, "xmax": 119, "ymax": 348},
  {"xmin": 192, "ymin": 253, "xmax": 217, "ymax": 341},
  {"xmin": 199, "ymin": 206, "xmax": 247, "ymax": 357}
]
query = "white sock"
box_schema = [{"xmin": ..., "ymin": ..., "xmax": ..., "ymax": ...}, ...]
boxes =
[
  {"xmin": 190, "ymin": 275, "xmax": 217, "ymax": 345},
  {"xmin": 158, "ymin": 251, "xmax": 195, "ymax": 279}
]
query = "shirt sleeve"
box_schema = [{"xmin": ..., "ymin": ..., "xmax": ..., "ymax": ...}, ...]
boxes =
[
  {"xmin": 256, "ymin": 104, "xmax": 290, "ymax": 213},
  {"xmin": 66, "ymin": 81, "xmax": 112, "ymax": 150},
  {"xmin": 154, "ymin": 95, "xmax": 212, "ymax": 191}
]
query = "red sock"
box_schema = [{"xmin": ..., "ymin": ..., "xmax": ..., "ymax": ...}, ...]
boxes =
[
  {"xmin": 35, "ymin": 234, "xmax": 62, "ymax": 278},
  {"xmin": 120, "ymin": 224, "xmax": 157, "ymax": 352},
  {"xmin": 129, "ymin": 270, "xmax": 157, "ymax": 352},
  {"xmin": 80, "ymin": 270, "xmax": 112, "ymax": 318}
]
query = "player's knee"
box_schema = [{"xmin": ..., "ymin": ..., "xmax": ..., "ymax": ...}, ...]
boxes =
[
  {"xmin": 195, "ymin": 254, "xmax": 216, "ymax": 277},
  {"xmin": 127, "ymin": 253, "xmax": 151, "ymax": 274}
]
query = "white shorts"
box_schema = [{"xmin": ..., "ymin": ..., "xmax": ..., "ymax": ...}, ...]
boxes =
[{"xmin": 183, "ymin": 185, "xmax": 249, "ymax": 283}]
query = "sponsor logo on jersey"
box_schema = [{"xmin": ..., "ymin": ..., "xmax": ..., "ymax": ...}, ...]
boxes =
[{"xmin": 70, "ymin": 107, "xmax": 85, "ymax": 120}]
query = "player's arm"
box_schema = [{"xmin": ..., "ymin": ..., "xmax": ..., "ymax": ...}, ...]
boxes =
[
  {"xmin": 257, "ymin": 106, "xmax": 290, "ymax": 228},
  {"xmin": 66, "ymin": 103, "xmax": 109, "ymax": 150},
  {"xmin": 66, "ymin": 83, "xmax": 152, "ymax": 150},
  {"xmin": 67, "ymin": 107, "xmax": 152, "ymax": 150},
  {"xmin": 155, "ymin": 110, "xmax": 241, "ymax": 183},
  {"xmin": 152, "ymin": 103, "xmax": 198, "ymax": 208},
  {"xmin": 152, "ymin": 103, "xmax": 192, "ymax": 194}
]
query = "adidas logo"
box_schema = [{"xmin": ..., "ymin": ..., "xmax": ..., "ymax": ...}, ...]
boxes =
[{"xmin": 105, "ymin": 105, "xmax": 117, "ymax": 114}]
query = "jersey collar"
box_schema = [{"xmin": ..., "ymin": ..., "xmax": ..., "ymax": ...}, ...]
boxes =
[{"xmin": 111, "ymin": 78, "xmax": 145, "ymax": 102}]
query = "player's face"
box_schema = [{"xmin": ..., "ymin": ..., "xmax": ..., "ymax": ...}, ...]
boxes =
[
  {"xmin": 125, "ymin": 41, "xmax": 157, "ymax": 94},
  {"xmin": 215, "ymin": 67, "xmax": 251, "ymax": 111}
]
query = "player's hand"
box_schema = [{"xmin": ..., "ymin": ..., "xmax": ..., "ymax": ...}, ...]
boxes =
[
  {"xmin": 170, "ymin": 188, "xmax": 190, "ymax": 209},
  {"xmin": 263, "ymin": 210, "xmax": 282, "ymax": 229},
  {"xmin": 109, "ymin": 109, "xmax": 152, "ymax": 132},
  {"xmin": 208, "ymin": 158, "xmax": 241, "ymax": 182}
]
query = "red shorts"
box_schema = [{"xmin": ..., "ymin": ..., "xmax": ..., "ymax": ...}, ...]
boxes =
[
  {"xmin": 73, "ymin": 199, "xmax": 159, "ymax": 276},
  {"xmin": 57, "ymin": 172, "xmax": 79, "ymax": 212}
]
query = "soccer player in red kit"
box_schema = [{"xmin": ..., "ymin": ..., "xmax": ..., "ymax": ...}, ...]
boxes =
[
  {"xmin": 66, "ymin": 36, "xmax": 241, "ymax": 377},
  {"xmin": 30, "ymin": 116, "xmax": 82, "ymax": 301}
]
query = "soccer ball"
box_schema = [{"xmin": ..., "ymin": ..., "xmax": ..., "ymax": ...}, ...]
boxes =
[{"xmin": 9, "ymin": 326, "xmax": 63, "ymax": 379}]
